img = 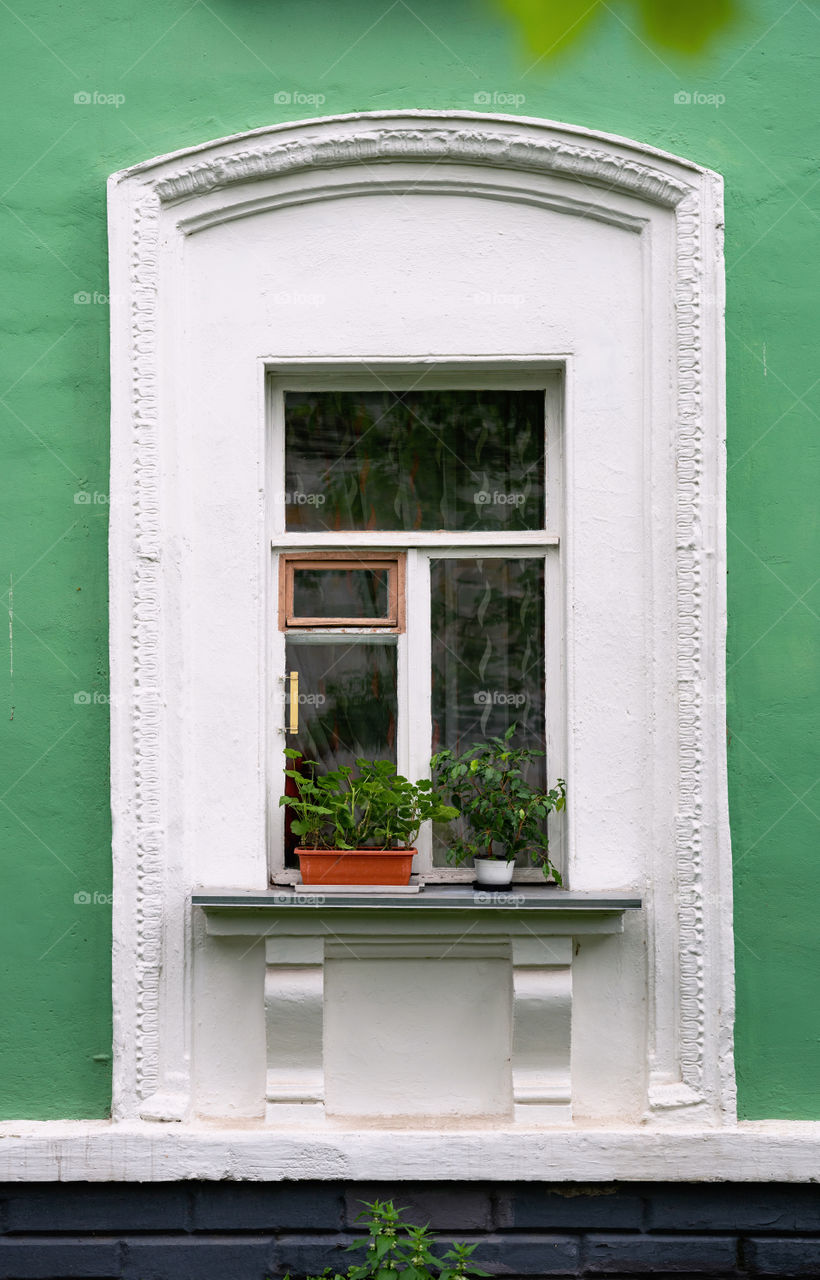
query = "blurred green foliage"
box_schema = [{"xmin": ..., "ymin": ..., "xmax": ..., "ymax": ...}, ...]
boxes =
[{"xmin": 492, "ymin": 0, "xmax": 742, "ymax": 58}]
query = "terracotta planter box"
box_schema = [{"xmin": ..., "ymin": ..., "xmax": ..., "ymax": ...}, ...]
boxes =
[{"xmin": 297, "ymin": 847, "xmax": 416, "ymax": 886}]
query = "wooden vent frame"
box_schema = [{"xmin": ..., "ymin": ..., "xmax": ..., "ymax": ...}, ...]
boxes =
[{"xmin": 278, "ymin": 552, "xmax": 406, "ymax": 632}]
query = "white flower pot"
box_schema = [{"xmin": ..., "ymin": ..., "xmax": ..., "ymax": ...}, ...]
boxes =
[{"xmin": 473, "ymin": 858, "xmax": 515, "ymax": 886}]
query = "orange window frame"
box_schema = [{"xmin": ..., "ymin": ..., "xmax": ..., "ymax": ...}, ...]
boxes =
[{"xmin": 278, "ymin": 552, "xmax": 406, "ymax": 632}]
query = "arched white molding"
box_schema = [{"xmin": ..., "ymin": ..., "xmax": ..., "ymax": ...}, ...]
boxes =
[
  {"xmin": 132, "ymin": 117, "xmax": 695, "ymax": 207},
  {"xmin": 108, "ymin": 111, "xmax": 732, "ymax": 1138}
]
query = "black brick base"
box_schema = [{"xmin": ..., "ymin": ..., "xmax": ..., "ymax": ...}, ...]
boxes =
[{"xmin": 2, "ymin": 1181, "xmax": 820, "ymax": 1278}]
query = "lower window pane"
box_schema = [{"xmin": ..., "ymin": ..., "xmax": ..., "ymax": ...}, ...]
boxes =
[
  {"xmin": 430, "ymin": 557, "xmax": 546, "ymax": 866},
  {"xmin": 283, "ymin": 639, "xmax": 397, "ymax": 865}
]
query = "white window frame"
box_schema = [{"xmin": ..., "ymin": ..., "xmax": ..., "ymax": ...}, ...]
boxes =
[{"xmin": 267, "ymin": 362, "xmax": 565, "ymax": 883}]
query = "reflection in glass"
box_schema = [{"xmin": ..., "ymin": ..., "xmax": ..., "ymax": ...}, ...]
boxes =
[
  {"xmin": 285, "ymin": 389, "xmax": 544, "ymax": 532},
  {"xmin": 430, "ymin": 558, "xmax": 546, "ymax": 865},
  {"xmin": 292, "ymin": 567, "xmax": 390, "ymax": 619},
  {"xmin": 283, "ymin": 639, "xmax": 397, "ymax": 865}
]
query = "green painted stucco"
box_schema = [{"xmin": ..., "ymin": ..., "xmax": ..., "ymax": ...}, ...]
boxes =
[{"xmin": 0, "ymin": 0, "xmax": 817, "ymax": 1120}]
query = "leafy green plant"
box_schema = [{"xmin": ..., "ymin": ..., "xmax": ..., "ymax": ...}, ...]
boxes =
[
  {"xmin": 284, "ymin": 1198, "xmax": 489, "ymax": 1280},
  {"xmin": 431, "ymin": 724, "xmax": 566, "ymax": 880},
  {"xmin": 281, "ymin": 751, "xmax": 458, "ymax": 849}
]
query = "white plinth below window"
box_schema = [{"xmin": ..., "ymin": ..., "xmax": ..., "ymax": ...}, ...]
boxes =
[{"xmin": 194, "ymin": 888, "xmax": 640, "ymax": 1128}]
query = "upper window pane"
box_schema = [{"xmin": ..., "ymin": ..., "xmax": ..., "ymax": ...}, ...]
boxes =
[{"xmin": 285, "ymin": 389, "xmax": 545, "ymax": 532}]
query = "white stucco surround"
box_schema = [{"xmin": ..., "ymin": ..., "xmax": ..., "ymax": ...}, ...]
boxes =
[{"xmin": 63, "ymin": 109, "xmax": 736, "ymax": 1172}]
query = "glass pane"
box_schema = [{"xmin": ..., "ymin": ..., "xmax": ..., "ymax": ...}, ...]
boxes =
[
  {"xmin": 430, "ymin": 558, "xmax": 546, "ymax": 866},
  {"xmin": 283, "ymin": 639, "xmax": 398, "ymax": 865},
  {"xmin": 285, "ymin": 389, "xmax": 544, "ymax": 532},
  {"xmin": 292, "ymin": 567, "xmax": 390, "ymax": 619},
  {"xmin": 285, "ymin": 638, "xmax": 397, "ymax": 770}
]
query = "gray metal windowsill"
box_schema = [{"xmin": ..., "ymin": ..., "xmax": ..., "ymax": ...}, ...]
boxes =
[{"xmin": 193, "ymin": 886, "xmax": 642, "ymax": 912}]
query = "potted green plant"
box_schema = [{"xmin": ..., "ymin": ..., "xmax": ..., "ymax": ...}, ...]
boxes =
[
  {"xmin": 431, "ymin": 724, "xmax": 566, "ymax": 886},
  {"xmin": 281, "ymin": 750, "xmax": 458, "ymax": 885}
]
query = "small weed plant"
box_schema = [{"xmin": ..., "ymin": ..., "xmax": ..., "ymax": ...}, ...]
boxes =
[{"xmin": 285, "ymin": 1199, "xmax": 489, "ymax": 1280}]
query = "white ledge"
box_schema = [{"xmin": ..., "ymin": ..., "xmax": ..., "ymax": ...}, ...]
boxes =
[
  {"xmin": 194, "ymin": 888, "xmax": 641, "ymax": 941},
  {"xmin": 193, "ymin": 887, "xmax": 641, "ymax": 910},
  {"xmin": 1, "ymin": 1121, "xmax": 819, "ymax": 1182}
]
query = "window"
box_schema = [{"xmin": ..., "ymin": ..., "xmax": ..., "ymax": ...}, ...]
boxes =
[
  {"xmin": 279, "ymin": 554, "xmax": 405, "ymax": 630},
  {"xmin": 269, "ymin": 369, "xmax": 564, "ymax": 880},
  {"xmin": 109, "ymin": 113, "xmax": 732, "ymax": 1132}
]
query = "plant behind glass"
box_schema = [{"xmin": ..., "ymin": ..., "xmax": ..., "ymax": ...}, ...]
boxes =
[
  {"xmin": 431, "ymin": 724, "xmax": 566, "ymax": 880},
  {"xmin": 281, "ymin": 750, "xmax": 458, "ymax": 849}
]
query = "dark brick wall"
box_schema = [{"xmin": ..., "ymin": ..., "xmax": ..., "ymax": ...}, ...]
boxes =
[{"xmin": 2, "ymin": 1181, "xmax": 820, "ymax": 1278}]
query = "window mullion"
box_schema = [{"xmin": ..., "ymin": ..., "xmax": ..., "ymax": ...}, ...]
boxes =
[{"xmin": 405, "ymin": 548, "xmax": 433, "ymax": 874}]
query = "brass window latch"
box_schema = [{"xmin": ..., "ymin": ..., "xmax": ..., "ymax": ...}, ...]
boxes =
[{"xmin": 288, "ymin": 671, "xmax": 298, "ymax": 735}]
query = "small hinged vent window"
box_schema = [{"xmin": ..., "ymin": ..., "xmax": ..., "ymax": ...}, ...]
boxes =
[{"xmin": 279, "ymin": 553, "xmax": 405, "ymax": 631}]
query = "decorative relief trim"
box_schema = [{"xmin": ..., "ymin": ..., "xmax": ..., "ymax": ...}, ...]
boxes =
[
  {"xmin": 113, "ymin": 113, "xmax": 723, "ymax": 1118},
  {"xmin": 129, "ymin": 192, "xmax": 164, "ymax": 1102},
  {"xmin": 151, "ymin": 126, "xmax": 691, "ymax": 210},
  {"xmin": 674, "ymin": 192, "xmax": 706, "ymax": 1097}
]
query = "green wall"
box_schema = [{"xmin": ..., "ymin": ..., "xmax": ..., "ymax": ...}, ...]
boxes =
[{"xmin": 1, "ymin": 0, "xmax": 817, "ymax": 1120}]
